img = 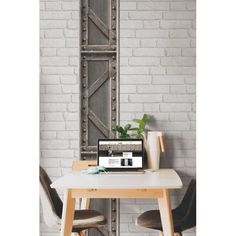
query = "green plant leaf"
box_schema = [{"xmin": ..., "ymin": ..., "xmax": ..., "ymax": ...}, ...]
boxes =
[
  {"xmin": 142, "ymin": 114, "xmax": 149, "ymax": 123},
  {"xmin": 124, "ymin": 123, "xmax": 131, "ymax": 132}
]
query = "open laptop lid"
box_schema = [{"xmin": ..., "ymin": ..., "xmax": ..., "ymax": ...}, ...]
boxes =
[{"xmin": 97, "ymin": 139, "xmax": 144, "ymax": 171}]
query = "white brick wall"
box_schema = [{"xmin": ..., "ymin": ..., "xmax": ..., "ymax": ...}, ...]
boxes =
[
  {"xmin": 119, "ymin": 1, "xmax": 196, "ymax": 236},
  {"xmin": 40, "ymin": 0, "xmax": 196, "ymax": 235}
]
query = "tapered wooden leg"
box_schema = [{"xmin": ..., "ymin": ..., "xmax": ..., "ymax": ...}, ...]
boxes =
[
  {"xmin": 61, "ymin": 189, "xmax": 75, "ymax": 236},
  {"xmin": 158, "ymin": 189, "xmax": 174, "ymax": 236},
  {"xmin": 159, "ymin": 231, "xmax": 164, "ymax": 236}
]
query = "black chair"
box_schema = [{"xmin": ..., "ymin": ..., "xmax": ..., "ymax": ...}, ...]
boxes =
[
  {"xmin": 40, "ymin": 166, "xmax": 107, "ymax": 236},
  {"xmin": 136, "ymin": 179, "xmax": 196, "ymax": 236}
]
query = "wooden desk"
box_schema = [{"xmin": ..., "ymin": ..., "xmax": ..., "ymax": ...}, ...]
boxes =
[{"xmin": 51, "ymin": 169, "xmax": 183, "ymax": 236}]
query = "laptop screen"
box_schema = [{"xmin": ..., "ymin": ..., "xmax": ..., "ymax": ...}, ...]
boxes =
[{"xmin": 97, "ymin": 139, "xmax": 143, "ymax": 170}]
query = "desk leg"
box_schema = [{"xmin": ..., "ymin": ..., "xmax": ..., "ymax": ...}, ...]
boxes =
[
  {"xmin": 61, "ymin": 189, "xmax": 75, "ymax": 236},
  {"xmin": 158, "ymin": 189, "xmax": 174, "ymax": 236}
]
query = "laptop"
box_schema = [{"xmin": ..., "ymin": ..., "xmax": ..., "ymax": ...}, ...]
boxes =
[{"xmin": 97, "ymin": 139, "xmax": 144, "ymax": 173}]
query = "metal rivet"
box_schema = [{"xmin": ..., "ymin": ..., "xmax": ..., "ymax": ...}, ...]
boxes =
[
  {"xmin": 112, "ymin": 56, "xmax": 115, "ymax": 59},
  {"xmin": 83, "ymin": 46, "xmax": 86, "ymax": 50},
  {"xmin": 112, "ymin": 76, "xmax": 115, "ymax": 80},
  {"xmin": 83, "ymin": 129, "xmax": 86, "ymax": 132},
  {"xmin": 83, "ymin": 28, "xmax": 86, "ymax": 31},
  {"xmin": 112, "ymin": 117, "xmax": 116, "ymax": 121},
  {"xmin": 112, "ymin": 107, "xmax": 116, "ymax": 111},
  {"xmin": 83, "ymin": 120, "xmax": 86, "ymax": 123},
  {"xmin": 112, "ymin": 87, "xmax": 116, "ymax": 90},
  {"xmin": 112, "ymin": 16, "xmax": 116, "ymax": 20},
  {"xmin": 112, "ymin": 26, "xmax": 116, "ymax": 30},
  {"xmin": 83, "ymin": 56, "xmax": 86, "ymax": 59},
  {"xmin": 112, "ymin": 6, "xmax": 116, "ymax": 10},
  {"xmin": 83, "ymin": 84, "xmax": 86, "ymax": 88},
  {"xmin": 112, "ymin": 97, "xmax": 116, "ymax": 101}
]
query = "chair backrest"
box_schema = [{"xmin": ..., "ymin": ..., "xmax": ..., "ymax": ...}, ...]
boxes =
[
  {"xmin": 72, "ymin": 160, "xmax": 97, "ymax": 209},
  {"xmin": 40, "ymin": 166, "xmax": 63, "ymax": 229},
  {"xmin": 177, "ymin": 179, "xmax": 196, "ymax": 227}
]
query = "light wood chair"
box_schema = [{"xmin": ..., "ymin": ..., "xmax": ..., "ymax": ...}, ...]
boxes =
[{"xmin": 72, "ymin": 160, "xmax": 97, "ymax": 210}]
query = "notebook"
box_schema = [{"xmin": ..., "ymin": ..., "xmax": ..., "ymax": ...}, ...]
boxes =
[{"xmin": 97, "ymin": 139, "xmax": 144, "ymax": 173}]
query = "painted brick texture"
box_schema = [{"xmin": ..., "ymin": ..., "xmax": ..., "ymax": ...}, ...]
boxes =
[
  {"xmin": 40, "ymin": 0, "xmax": 196, "ymax": 235},
  {"xmin": 119, "ymin": 1, "xmax": 196, "ymax": 235}
]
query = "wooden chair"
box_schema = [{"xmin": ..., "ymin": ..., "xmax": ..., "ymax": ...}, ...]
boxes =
[
  {"xmin": 40, "ymin": 165, "xmax": 105, "ymax": 236},
  {"xmin": 72, "ymin": 160, "xmax": 97, "ymax": 209},
  {"xmin": 136, "ymin": 179, "xmax": 196, "ymax": 236}
]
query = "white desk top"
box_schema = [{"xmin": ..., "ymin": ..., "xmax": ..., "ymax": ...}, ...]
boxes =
[{"xmin": 51, "ymin": 169, "xmax": 183, "ymax": 190}]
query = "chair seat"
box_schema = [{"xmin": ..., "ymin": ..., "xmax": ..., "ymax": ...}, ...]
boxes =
[
  {"xmin": 136, "ymin": 209, "xmax": 184, "ymax": 233},
  {"xmin": 72, "ymin": 209, "xmax": 107, "ymax": 231}
]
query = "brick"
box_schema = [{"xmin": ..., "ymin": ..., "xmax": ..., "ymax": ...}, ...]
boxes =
[
  {"xmin": 41, "ymin": 131, "xmax": 57, "ymax": 140},
  {"xmin": 71, "ymin": 94, "xmax": 79, "ymax": 103},
  {"xmin": 166, "ymin": 67, "xmax": 195, "ymax": 75},
  {"xmin": 66, "ymin": 121, "xmax": 79, "ymax": 130},
  {"xmin": 137, "ymin": 2, "xmax": 169, "ymax": 11},
  {"xmin": 129, "ymin": 11, "xmax": 162, "ymax": 20},
  {"xmin": 129, "ymin": 57, "xmax": 160, "ymax": 66},
  {"xmin": 120, "ymin": 38, "xmax": 139, "ymax": 47},
  {"xmin": 170, "ymin": 85, "xmax": 187, "ymax": 94},
  {"xmin": 64, "ymin": 112, "xmax": 79, "ymax": 121},
  {"xmin": 57, "ymin": 131, "xmax": 78, "ymax": 139},
  {"xmin": 143, "ymin": 20, "xmax": 160, "ymax": 29},
  {"xmin": 136, "ymin": 30, "xmax": 168, "ymax": 38},
  {"xmin": 57, "ymin": 48, "xmax": 78, "ymax": 56},
  {"xmin": 62, "ymin": 85, "xmax": 79, "ymax": 93},
  {"xmin": 120, "ymin": 67, "xmax": 149, "ymax": 75},
  {"xmin": 40, "ymin": 121, "xmax": 65, "ymax": 131},
  {"xmin": 185, "ymin": 76, "xmax": 196, "ymax": 84},
  {"xmin": 120, "ymin": 20, "xmax": 143, "ymax": 29},
  {"xmin": 121, "ymin": 75, "xmax": 151, "ymax": 84},
  {"xmin": 182, "ymin": 48, "xmax": 196, "ymax": 56},
  {"xmin": 137, "ymin": 85, "xmax": 169, "ymax": 93},
  {"xmin": 67, "ymin": 103, "xmax": 78, "ymax": 112},
  {"xmin": 187, "ymin": 85, "xmax": 196, "ymax": 93},
  {"xmin": 41, "ymin": 139, "xmax": 69, "ymax": 149},
  {"xmin": 41, "ymin": 94, "xmax": 71, "ymax": 103},
  {"xmin": 160, "ymin": 20, "xmax": 192, "ymax": 29},
  {"xmin": 169, "ymin": 29, "xmax": 188, "ymax": 38},
  {"xmin": 67, "ymin": 20, "xmax": 78, "ymax": 29},
  {"xmin": 140, "ymin": 39, "xmax": 157, "ymax": 47},
  {"xmin": 120, "ymin": 11, "xmax": 129, "ymax": 20},
  {"xmin": 120, "ymin": 30, "xmax": 135, "ymax": 38},
  {"xmin": 41, "ymin": 150, "xmax": 74, "ymax": 158},
  {"xmin": 170, "ymin": 2, "xmax": 186, "ymax": 10},
  {"xmin": 66, "ymin": 39, "xmax": 79, "ymax": 47},
  {"xmin": 41, "ymin": 66, "xmax": 74, "ymax": 75},
  {"xmin": 120, "ymin": 2, "xmax": 136, "ymax": 10},
  {"xmin": 70, "ymin": 140, "xmax": 80, "ymax": 148},
  {"xmin": 120, "ymin": 48, "xmax": 132, "ymax": 57},
  {"xmin": 60, "ymin": 75, "xmax": 77, "ymax": 84},
  {"xmin": 161, "ymin": 57, "xmax": 194, "ymax": 66},
  {"xmin": 157, "ymin": 39, "xmax": 190, "ymax": 47},
  {"xmin": 45, "ymin": 2, "xmax": 61, "ymax": 11},
  {"xmin": 133, "ymin": 48, "xmax": 165, "ymax": 57},
  {"xmin": 45, "ymin": 85, "xmax": 62, "ymax": 93},
  {"xmin": 149, "ymin": 67, "xmax": 166, "ymax": 75},
  {"xmin": 64, "ymin": 29, "xmax": 79, "ymax": 38},
  {"xmin": 40, "ymin": 103, "xmax": 67, "ymax": 112},
  {"xmin": 40, "ymin": 158, "xmax": 60, "ymax": 167},
  {"xmin": 40, "ymin": 11, "xmax": 71, "ymax": 20},
  {"xmin": 40, "ymin": 20, "xmax": 67, "ymax": 29},
  {"xmin": 44, "ymin": 29, "xmax": 63, "ymax": 38},
  {"xmin": 120, "ymin": 85, "xmax": 136, "ymax": 94},
  {"xmin": 129, "ymin": 94, "xmax": 162, "ymax": 103},
  {"xmin": 41, "ymin": 57, "xmax": 68, "ymax": 66},
  {"xmin": 169, "ymin": 113, "xmax": 188, "ymax": 121},
  {"xmin": 120, "ymin": 57, "xmax": 129, "ymax": 66},
  {"xmin": 61, "ymin": 1, "xmax": 79, "ymax": 10},
  {"xmin": 41, "ymin": 38, "xmax": 65, "ymax": 47},
  {"xmin": 160, "ymin": 103, "xmax": 191, "ymax": 112},
  {"xmin": 120, "ymin": 103, "xmax": 143, "ymax": 112},
  {"xmin": 163, "ymin": 94, "xmax": 195, "ymax": 103},
  {"xmin": 163, "ymin": 11, "xmax": 196, "ymax": 20},
  {"xmin": 69, "ymin": 57, "xmax": 79, "ymax": 66},
  {"xmin": 120, "ymin": 94, "xmax": 129, "ymax": 103},
  {"xmin": 44, "ymin": 112, "xmax": 64, "ymax": 121},
  {"xmin": 165, "ymin": 48, "xmax": 181, "ymax": 56},
  {"xmin": 41, "ymin": 48, "xmax": 57, "ymax": 56},
  {"xmin": 44, "ymin": 167, "xmax": 61, "ymax": 177},
  {"xmin": 143, "ymin": 104, "xmax": 159, "ymax": 112},
  {"xmin": 188, "ymin": 29, "xmax": 196, "ymax": 38},
  {"xmin": 187, "ymin": 2, "xmax": 196, "ymax": 10}
]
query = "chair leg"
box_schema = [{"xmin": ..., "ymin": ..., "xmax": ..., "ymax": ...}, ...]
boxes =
[
  {"xmin": 174, "ymin": 233, "xmax": 182, "ymax": 236},
  {"xmin": 159, "ymin": 231, "xmax": 164, "ymax": 236},
  {"xmin": 71, "ymin": 233, "xmax": 79, "ymax": 236}
]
